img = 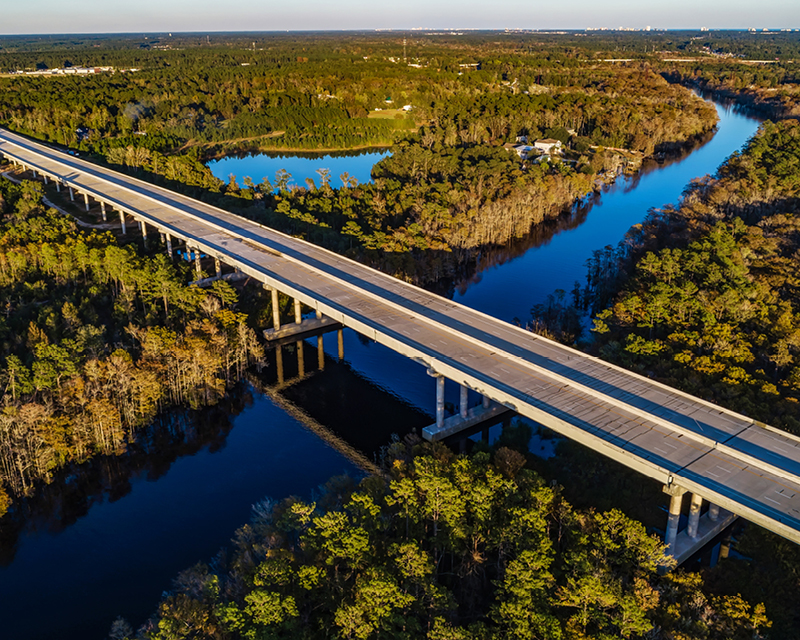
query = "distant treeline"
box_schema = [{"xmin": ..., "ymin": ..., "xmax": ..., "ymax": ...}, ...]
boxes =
[{"xmin": 0, "ymin": 40, "xmax": 722, "ymax": 285}]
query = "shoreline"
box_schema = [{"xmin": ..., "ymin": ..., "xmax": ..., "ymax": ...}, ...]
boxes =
[{"xmin": 200, "ymin": 141, "xmax": 395, "ymax": 161}]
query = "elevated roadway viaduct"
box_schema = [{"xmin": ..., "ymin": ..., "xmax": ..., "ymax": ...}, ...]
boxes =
[{"xmin": 2, "ymin": 127, "xmax": 800, "ymax": 561}]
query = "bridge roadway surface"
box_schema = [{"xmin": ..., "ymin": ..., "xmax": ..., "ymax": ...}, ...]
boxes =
[{"xmin": 2, "ymin": 128, "xmax": 800, "ymax": 544}]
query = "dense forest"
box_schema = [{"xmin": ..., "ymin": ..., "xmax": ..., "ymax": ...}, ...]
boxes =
[
  {"xmin": 0, "ymin": 34, "xmax": 719, "ymax": 284},
  {"xmin": 581, "ymin": 118, "xmax": 800, "ymax": 433},
  {"xmin": 0, "ymin": 177, "xmax": 265, "ymax": 515},
  {"xmin": 523, "ymin": 116, "xmax": 800, "ymax": 638},
  {"xmin": 1, "ymin": 31, "xmax": 799, "ymax": 640},
  {"xmin": 129, "ymin": 443, "xmax": 770, "ymax": 640},
  {"xmin": 243, "ymin": 66, "xmax": 715, "ymax": 283}
]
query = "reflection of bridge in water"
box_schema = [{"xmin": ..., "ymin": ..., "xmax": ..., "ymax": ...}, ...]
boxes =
[{"xmin": 3, "ymin": 127, "xmax": 799, "ymax": 566}]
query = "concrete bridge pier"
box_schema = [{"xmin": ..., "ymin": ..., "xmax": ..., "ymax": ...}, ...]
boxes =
[
  {"xmin": 662, "ymin": 484, "xmax": 738, "ymax": 569},
  {"xmin": 215, "ymin": 257, "xmax": 222, "ymax": 280},
  {"xmin": 140, "ymin": 220, "xmax": 148, "ymax": 248},
  {"xmin": 100, "ymin": 201, "xmax": 107, "ymax": 222},
  {"xmin": 687, "ymin": 493, "xmax": 703, "ymax": 538},
  {"xmin": 68, "ymin": 186, "xmax": 75, "ymax": 202},
  {"xmin": 428, "ymin": 370, "xmax": 446, "ymax": 431},
  {"xmin": 664, "ymin": 485, "xmax": 687, "ymax": 555},
  {"xmin": 338, "ymin": 328, "xmax": 344, "ymax": 361},
  {"xmin": 42, "ymin": 174, "xmax": 48, "ymax": 185},
  {"xmin": 118, "ymin": 210, "xmax": 127, "ymax": 234},
  {"xmin": 709, "ymin": 503, "xmax": 720, "ymax": 521},
  {"xmin": 193, "ymin": 247, "xmax": 201, "ymax": 276},
  {"xmin": 421, "ymin": 372, "xmax": 511, "ymax": 442},
  {"xmin": 83, "ymin": 193, "xmax": 90, "ymax": 212},
  {"xmin": 271, "ymin": 287, "xmax": 281, "ymax": 331},
  {"xmin": 165, "ymin": 233, "xmax": 173, "ymax": 258},
  {"xmin": 317, "ymin": 335, "xmax": 324, "ymax": 370},
  {"xmin": 55, "ymin": 180, "xmax": 61, "ymax": 193}
]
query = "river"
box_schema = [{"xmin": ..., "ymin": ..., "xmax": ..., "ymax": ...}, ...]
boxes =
[{"xmin": 0, "ymin": 97, "xmax": 761, "ymax": 640}]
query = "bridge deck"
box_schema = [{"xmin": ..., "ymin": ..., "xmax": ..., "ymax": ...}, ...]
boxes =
[{"xmin": 2, "ymin": 128, "xmax": 799, "ymax": 543}]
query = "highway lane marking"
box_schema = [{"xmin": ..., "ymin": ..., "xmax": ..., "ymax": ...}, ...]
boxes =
[
  {"xmin": 373, "ymin": 308, "xmax": 800, "ymax": 503},
  {"xmin": 2, "ymin": 132, "xmax": 764, "ymax": 437},
  {"xmin": 6, "ymin": 132, "xmax": 800, "ymax": 520}
]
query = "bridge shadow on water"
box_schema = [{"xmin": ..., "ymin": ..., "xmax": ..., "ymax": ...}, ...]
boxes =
[{"xmin": 256, "ymin": 339, "xmax": 433, "ymax": 459}]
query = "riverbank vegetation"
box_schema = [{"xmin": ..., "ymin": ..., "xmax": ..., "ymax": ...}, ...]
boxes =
[
  {"xmin": 0, "ymin": 30, "xmax": 798, "ymax": 639},
  {"xmin": 241, "ymin": 65, "xmax": 715, "ymax": 284},
  {"xmin": 0, "ymin": 177, "xmax": 263, "ymax": 516},
  {"xmin": 133, "ymin": 444, "xmax": 769, "ymax": 640},
  {"xmin": 581, "ymin": 118, "xmax": 800, "ymax": 433},
  {"xmin": 0, "ymin": 34, "xmax": 719, "ymax": 285},
  {"xmin": 526, "ymin": 116, "xmax": 800, "ymax": 638}
]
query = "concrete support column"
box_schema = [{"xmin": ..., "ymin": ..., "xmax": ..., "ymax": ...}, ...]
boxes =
[
  {"xmin": 32, "ymin": 168, "xmax": 37, "ymax": 178},
  {"xmin": 43, "ymin": 174, "xmax": 48, "ymax": 185},
  {"xmin": 337, "ymin": 328, "xmax": 344, "ymax": 361},
  {"xmin": 435, "ymin": 374, "xmax": 445, "ymax": 430},
  {"xmin": 316, "ymin": 309, "xmax": 322, "ymax": 320},
  {"xmin": 193, "ymin": 248, "xmax": 201, "ymax": 276},
  {"xmin": 664, "ymin": 486, "xmax": 686, "ymax": 555},
  {"xmin": 83, "ymin": 193, "xmax": 90, "ymax": 212},
  {"xmin": 68, "ymin": 186, "xmax": 75, "ymax": 202},
  {"xmin": 214, "ymin": 257, "xmax": 222, "ymax": 279},
  {"xmin": 296, "ymin": 340, "xmax": 305, "ymax": 377},
  {"xmin": 165, "ymin": 234, "xmax": 173, "ymax": 258},
  {"xmin": 708, "ymin": 503, "xmax": 720, "ymax": 522},
  {"xmin": 294, "ymin": 299, "xmax": 302, "ymax": 324},
  {"xmin": 482, "ymin": 394, "xmax": 491, "ymax": 409},
  {"xmin": 482, "ymin": 427, "xmax": 490, "ymax": 442},
  {"xmin": 100, "ymin": 201, "xmax": 107, "ymax": 222},
  {"xmin": 687, "ymin": 493, "xmax": 703, "ymax": 539},
  {"xmin": 141, "ymin": 220, "xmax": 148, "ymax": 248},
  {"xmin": 317, "ymin": 335, "xmax": 324, "ymax": 370},
  {"xmin": 271, "ymin": 287, "xmax": 281, "ymax": 331},
  {"xmin": 460, "ymin": 385, "xmax": 469, "ymax": 418},
  {"xmin": 55, "ymin": 181, "xmax": 61, "ymax": 193},
  {"xmin": 719, "ymin": 534, "xmax": 731, "ymax": 560},
  {"xmin": 118, "ymin": 210, "xmax": 127, "ymax": 234}
]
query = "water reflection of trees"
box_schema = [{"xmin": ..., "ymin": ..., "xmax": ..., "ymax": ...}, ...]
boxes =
[
  {"xmin": 445, "ymin": 127, "xmax": 720, "ymax": 298},
  {"xmin": 0, "ymin": 385, "xmax": 253, "ymax": 566}
]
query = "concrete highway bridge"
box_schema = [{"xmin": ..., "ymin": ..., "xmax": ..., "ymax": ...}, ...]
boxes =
[{"xmin": 2, "ymin": 127, "xmax": 800, "ymax": 564}]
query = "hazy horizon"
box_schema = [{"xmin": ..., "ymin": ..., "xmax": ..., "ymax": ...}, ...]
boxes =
[{"xmin": 3, "ymin": 0, "xmax": 799, "ymax": 36}]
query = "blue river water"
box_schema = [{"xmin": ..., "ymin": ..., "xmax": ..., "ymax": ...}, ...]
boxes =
[
  {"xmin": 452, "ymin": 100, "xmax": 762, "ymax": 322},
  {"xmin": 207, "ymin": 149, "xmax": 390, "ymax": 190},
  {"xmin": 0, "ymin": 97, "xmax": 761, "ymax": 640}
]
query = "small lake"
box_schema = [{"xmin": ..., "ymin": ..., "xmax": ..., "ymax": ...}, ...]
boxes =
[
  {"xmin": 0, "ymin": 96, "xmax": 762, "ymax": 640},
  {"xmin": 207, "ymin": 149, "xmax": 390, "ymax": 190}
]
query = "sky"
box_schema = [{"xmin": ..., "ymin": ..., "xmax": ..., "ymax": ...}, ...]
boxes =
[{"xmin": 2, "ymin": 0, "xmax": 799, "ymax": 35}]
